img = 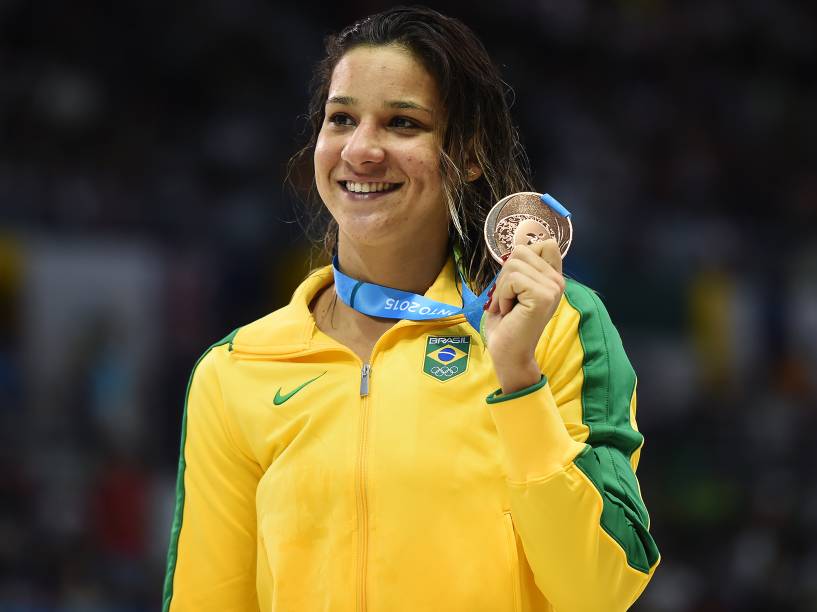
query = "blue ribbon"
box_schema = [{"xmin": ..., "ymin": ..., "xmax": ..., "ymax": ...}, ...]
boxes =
[
  {"xmin": 541, "ymin": 193, "xmax": 571, "ymax": 218},
  {"xmin": 332, "ymin": 255, "xmax": 492, "ymax": 332}
]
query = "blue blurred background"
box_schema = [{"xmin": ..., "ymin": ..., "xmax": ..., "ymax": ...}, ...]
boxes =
[{"xmin": 1, "ymin": 0, "xmax": 816, "ymax": 610}]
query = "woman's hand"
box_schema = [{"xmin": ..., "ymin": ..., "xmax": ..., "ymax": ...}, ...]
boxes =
[{"xmin": 482, "ymin": 240, "xmax": 565, "ymax": 394}]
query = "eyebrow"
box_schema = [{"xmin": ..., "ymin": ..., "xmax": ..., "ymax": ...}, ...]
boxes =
[
  {"xmin": 326, "ymin": 96, "xmax": 433, "ymax": 115},
  {"xmin": 386, "ymin": 100, "xmax": 432, "ymax": 115}
]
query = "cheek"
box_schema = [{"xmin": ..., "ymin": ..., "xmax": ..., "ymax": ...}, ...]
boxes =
[
  {"xmin": 313, "ymin": 132, "xmax": 338, "ymax": 178},
  {"xmin": 403, "ymin": 145, "xmax": 442, "ymax": 187},
  {"xmin": 313, "ymin": 138, "xmax": 338, "ymax": 206}
]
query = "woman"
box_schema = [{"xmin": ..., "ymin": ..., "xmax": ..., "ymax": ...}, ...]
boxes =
[{"xmin": 163, "ymin": 7, "xmax": 659, "ymax": 611}]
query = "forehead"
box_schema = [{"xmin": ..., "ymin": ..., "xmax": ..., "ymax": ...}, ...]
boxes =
[{"xmin": 328, "ymin": 45, "xmax": 440, "ymax": 107}]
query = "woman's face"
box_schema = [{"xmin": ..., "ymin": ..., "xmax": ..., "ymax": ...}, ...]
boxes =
[{"xmin": 314, "ymin": 45, "xmax": 448, "ymax": 251}]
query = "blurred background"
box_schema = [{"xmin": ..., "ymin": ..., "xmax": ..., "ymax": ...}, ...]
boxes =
[{"xmin": 1, "ymin": 0, "xmax": 815, "ymax": 610}]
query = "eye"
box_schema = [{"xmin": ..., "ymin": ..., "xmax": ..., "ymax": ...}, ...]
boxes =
[
  {"xmin": 327, "ymin": 113, "xmax": 355, "ymax": 127},
  {"xmin": 390, "ymin": 116, "xmax": 420, "ymax": 129}
]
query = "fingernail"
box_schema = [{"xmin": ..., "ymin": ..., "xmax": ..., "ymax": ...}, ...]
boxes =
[
  {"xmin": 483, "ymin": 297, "xmax": 492, "ymax": 310},
  {"xmin": 500, "ymin": 253, "xmax": 510, "ymax": 262}
]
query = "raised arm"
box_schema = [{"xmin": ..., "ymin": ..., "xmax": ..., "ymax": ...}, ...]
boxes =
[{"xmin": 486, "ymin": 272, "xmax": 660, "ymax": 611}]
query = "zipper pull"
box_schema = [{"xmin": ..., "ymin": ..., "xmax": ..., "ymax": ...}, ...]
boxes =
[{"xmin": 360, "ymin": 364, "xmax": 371, "ymax": 397}]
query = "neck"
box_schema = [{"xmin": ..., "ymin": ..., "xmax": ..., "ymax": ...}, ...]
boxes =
[{"xmin": 336, "ymin": 234, "xmax": 449, "ymax": 295}]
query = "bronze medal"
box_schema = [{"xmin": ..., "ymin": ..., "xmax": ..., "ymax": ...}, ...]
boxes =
[{"xmin": 483, "ymin": 192, "xmax": 573, "ymax": 263}]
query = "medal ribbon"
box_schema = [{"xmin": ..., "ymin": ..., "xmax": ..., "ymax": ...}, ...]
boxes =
[
  {"xmin": 332, "ymin": 194, "xmax": 570, "ymax": 333},
  {"xmin": 332, "ymin": 255, "xmax": 492, "ymax": 332}
]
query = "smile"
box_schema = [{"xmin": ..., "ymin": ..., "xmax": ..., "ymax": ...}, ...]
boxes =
[{"xmin": 340, "ymin": 181, "xmax": 403, "ymax": 194}]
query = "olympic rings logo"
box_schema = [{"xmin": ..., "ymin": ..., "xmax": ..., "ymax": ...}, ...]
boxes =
[{"xmin": 431, "ymin": 365, "xmax": 459, "ymax": 377}]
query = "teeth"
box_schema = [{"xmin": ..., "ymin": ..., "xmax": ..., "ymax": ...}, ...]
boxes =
[{"xmin": 345, "ymin": 181, "xmax": 397, "ymax": 193}]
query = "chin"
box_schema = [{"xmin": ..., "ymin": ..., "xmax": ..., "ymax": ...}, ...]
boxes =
[{"xmin": 337, "ymin": 217, "xmax": 402, "ymax": 248}]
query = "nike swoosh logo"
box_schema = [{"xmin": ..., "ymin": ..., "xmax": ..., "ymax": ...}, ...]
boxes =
[{"xmin": 273, "ymin": 372, "xmax": 326, "ymax": 405}]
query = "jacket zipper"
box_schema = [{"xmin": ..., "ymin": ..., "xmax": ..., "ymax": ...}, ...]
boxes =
[
  {"xmin": 350, "ymin": 321, "xmax": 472, "ymax": 612},
  {"xmin": 356, "ymin": 363, "xmax": 371, "ymax": 612},
  {"xmin": 360, "ymin": 364, "xmax": 371, "ymax": 396}
]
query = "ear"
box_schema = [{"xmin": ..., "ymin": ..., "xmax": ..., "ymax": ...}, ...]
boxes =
[
  {"xmin": 463, "ymin": 140, "xmax": 482, "ymax": 182},
  {"xmin": 465, "ymin": 163, "xmax": 482, "ymax": 182}
]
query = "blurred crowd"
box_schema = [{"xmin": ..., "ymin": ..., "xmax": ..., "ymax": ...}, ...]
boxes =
[{"xmin": 1, "ymin": 0, "xmax": 815, "ymax": 610}]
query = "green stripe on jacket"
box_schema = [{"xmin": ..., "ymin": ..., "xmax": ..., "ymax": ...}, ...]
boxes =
[
  {"xmin": 563, "ymin": 280, "xmax": 660, "ymax": 574},
  {"xmin": 162, "ymin": 328, "xmax": 240, "ymax": 612}
]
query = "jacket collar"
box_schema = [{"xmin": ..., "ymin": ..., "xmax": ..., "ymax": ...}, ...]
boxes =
[{"xmin": 230, "ymin": 256, "xmax": 468, "ymax": 357}]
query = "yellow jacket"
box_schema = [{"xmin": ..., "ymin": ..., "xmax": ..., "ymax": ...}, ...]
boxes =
[{"xmin": 163, "ymin": 258, "xmax": 660, "ymax": 611}]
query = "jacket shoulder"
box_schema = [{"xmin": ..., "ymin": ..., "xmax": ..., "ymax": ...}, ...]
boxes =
[
  {"xmin": 233, "ymin": 303, "xmax": 309, "ymax": 349},
  {"xmin": 562, "ymin": 277, "xmax": 617, "ymax": 328},
  {"xmin": 563, "ymin": 277, "xmax": 603, "ymax": 308},
  {"xmin": 540, "ymin": 278, "xmax": 617, "ymax": 359},
  {"xmin": 230, "ymin": 267, "xmax": 332, "ymax": 352}
]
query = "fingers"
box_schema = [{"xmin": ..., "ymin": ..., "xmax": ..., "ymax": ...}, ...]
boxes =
[
  {"xmin": 504, "ymin": 243, "xmax": 549, "ymax": 274},
  {"xmin": 487, "ymin": 240, "xmax": 565, "ymax": 316},
  {"xmin": 523, "ymin": 239, "xmax": 563, "ymax": 275},
  {"xmin": 491, "ymin": 269, "xmax": 535, "ymax": 316},
  {"xmin": 503, "ymin": 241, "xmax": 564, "ymax": 288}
]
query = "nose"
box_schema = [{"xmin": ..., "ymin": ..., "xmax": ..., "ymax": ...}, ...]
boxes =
[{"xmin": 340, "ymin": 120, "xmax": 385, "ymax": 168}]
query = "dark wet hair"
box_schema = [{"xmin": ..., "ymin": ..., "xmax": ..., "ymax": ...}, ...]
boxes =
[{"xmin": 287, "ymin": 5, "xmax": 532, "ymax": 291}]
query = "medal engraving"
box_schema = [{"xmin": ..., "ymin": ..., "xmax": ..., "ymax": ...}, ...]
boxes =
[{"xmin": 484, "ymin": 192, "xmax": 572, "ymax": 263}]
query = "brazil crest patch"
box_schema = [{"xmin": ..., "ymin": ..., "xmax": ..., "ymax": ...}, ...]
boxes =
[{"xmin": 423, "ymin": 336, "xmax": 471, "ymax": 382}]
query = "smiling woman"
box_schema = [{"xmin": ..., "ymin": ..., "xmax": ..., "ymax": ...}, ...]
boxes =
[
  {"xmin": 288, "ymin": 7, "xmax": 534, "ymax": 295},
  {"xmin": 163, "ymin": 6, "xmax": 660, "ymax": 612}
]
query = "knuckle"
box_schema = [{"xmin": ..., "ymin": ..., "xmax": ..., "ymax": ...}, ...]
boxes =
[
  {"xmin": 508, "ymin": 248, "xmax": 528, "ymax": 265},
  {"xmin": 504, "ymin": 259, "xmax": 521, "ymax": 273},
  {"xmin": 541, "ymin": 281, "xmax": 562, "ymax": 301}
]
